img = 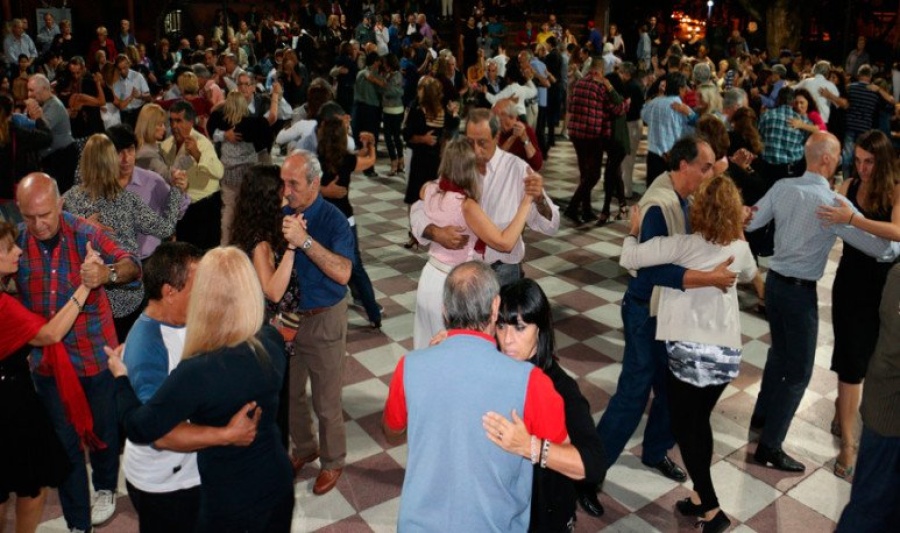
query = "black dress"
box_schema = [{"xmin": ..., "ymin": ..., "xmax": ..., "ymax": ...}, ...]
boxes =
[
  {"xmin": 402, "ymin": 106, "xmax": 459, "ymax": 205},
  {"xmin": 0, "ymin": 294, "xmax": 70, "ymax": 503},
  {"xmin": 831, "ymin": 178, "xmax": 896, "ymax": 383}
]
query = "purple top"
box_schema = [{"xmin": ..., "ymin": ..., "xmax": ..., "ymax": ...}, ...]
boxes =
[{"xmin": 126, "ymin": 166, "xmax": 190, "ymax": 258}]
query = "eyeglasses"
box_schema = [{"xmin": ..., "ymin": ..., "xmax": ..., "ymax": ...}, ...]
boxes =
[{"xmin": 465, "ymin": 137, "xmax": 493, "ymax": 149}]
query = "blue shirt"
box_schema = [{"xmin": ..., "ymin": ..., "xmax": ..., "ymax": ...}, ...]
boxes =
[
  {"xmin": 285, "ymin": 195, "xmax": 354, "ymax": 310},
  {"xmin": 746, "ymin": 171, "xmax": 899, "ymax": 280},
  {"xmin": 626, "ymin": 204, "xmax": 689, "ymax": 301},
  {"xmin": 530, "ymin": 58, "xmax": 549, "ymax": 107},
  {"xmin": 641, "ymin": 95, "xmax": 693, "ymax": 156}
]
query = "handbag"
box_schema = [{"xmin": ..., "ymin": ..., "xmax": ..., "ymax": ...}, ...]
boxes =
[{"xmin": 274, "ymin": 312, "xmax": 300, "ymax": 343}]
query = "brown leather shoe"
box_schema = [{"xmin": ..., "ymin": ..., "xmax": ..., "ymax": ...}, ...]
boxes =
[
  {"xmin": 313, "ymin": 468, "xmax": 343, "ymax": 495},
  {"xmin": 290, "ymin": 451, "xmax": 319, "ymax": 478}
]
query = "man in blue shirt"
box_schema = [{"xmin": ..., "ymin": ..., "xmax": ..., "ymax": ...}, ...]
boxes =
[
  {"xmin": 582, "ymin": 136, "xmax": 737, "ymax": 516},
  {"xmin": 281, "ymin": 150, "xmax": 353, "ymax": 496},
  {"xmin": 746, "ymin": 132, "xmax": 899, "ymax": 471},
  {"xmin": 641, "ymin": 73, "xmax": 695, "ymax": 186}
]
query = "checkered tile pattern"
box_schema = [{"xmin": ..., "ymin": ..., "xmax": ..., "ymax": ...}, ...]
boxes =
[{"xmin": 19, "ymin": 139, "xmax": 852, "ymax": 533}]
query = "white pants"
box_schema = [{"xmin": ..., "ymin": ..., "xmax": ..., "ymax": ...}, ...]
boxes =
[
  {"xmin": 621, "ymin": 120, "xmax": 643, "ymax": 197},
  {"xmin": 442, "ymin": 0, "xmax": 453, "ymax": 16},
  {"xmin": 414, "ymin": 259, "xmax": 452, "ymax": 350},
  {"xmin": 220, "ymin": 181, "xmax": 240, "ymax": 246}
]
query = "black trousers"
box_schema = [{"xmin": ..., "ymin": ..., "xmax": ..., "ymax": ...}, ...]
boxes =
[
  {"xmin": 667, "ymin": 371, "xmax": 727, "ymax": 513},
  {"xmin": 569, "ymin": 137, "xmax": 604, "ymax": 216},
  {"xmin": 176, "ymin": 192, "xmax": 222, "ymax": 251},
  {"xmin": 41, "ymin": 142, "xmax": 78, "ymax": 195},
  {"xmin": 602, "ymin": 142, "xmax": 627, "ymax": 215},
  {"xmin": 536, "ymin": 105, "xmax": 549, "ymax": 157},
  {"xmin": 646, "ymin": 151, "xmax": 667, "ymax": 188},
  {"xmin": 125, "ymin": 481, "xmax": 200, "ymax": 533}
]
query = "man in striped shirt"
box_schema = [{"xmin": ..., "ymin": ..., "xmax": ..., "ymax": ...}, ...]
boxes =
[{"xmin": 843, "ymin": 64, "xmax": 895, "ymax": 177}]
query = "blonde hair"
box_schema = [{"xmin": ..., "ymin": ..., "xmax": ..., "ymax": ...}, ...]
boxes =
[
  {"xmin": 222, "ymin": 90, "xmax": 249, "ymax": 125},
  {"xmin": 697, "ymin": 83, "xmax": 723, "ymax": 115},
  {"xmin": 177, "ymin": 71, "xmax": 199, "ymax": 95},
  {"xmin": 689, "ymin": 175, "xmax": 745, "ymax": 246},
  {"xmin": 182, "ymin": 247, "xmax": 265, "ymax": 359},
  {"xmin": 135, "ymin": 103, "xmax": 167, "ymax": 149},
  {"xmin": 80, "ymin": 134, "xmax": 122, "ymax": 201},
  {"xmin": 438, "ymin": 138, "xmax": 480, "ymax": 200}
]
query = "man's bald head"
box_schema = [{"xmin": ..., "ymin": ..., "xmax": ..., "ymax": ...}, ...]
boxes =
[
  {"xmin": 17, "ymin": 173, "xmax": 63, "ymax": 241},
  {"xmin": 805, "ymin": 131, "xmax": 841, "ymax": 177}
]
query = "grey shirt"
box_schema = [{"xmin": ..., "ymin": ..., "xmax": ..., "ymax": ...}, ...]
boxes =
[
  {"xmin": 861, "ymin": 264, "xmax": 900, "ymax": 437},
  {"xmin": 39, "ymin": 96, "xmax": 74, "ymax": 158}
]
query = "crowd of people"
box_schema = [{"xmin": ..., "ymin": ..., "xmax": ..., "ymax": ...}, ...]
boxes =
[{"xmin": 2, "ymin": 2, "xmax": 900, "ymax": 533}]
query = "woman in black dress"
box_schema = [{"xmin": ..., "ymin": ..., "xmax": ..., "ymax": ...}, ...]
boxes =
[
  {"xmin": 402, "ymin": 76, "xmax": 460, "ymax": 248},
  {"xmin": 110, "ymin": 247, "xmax": 294, "ymax": 532},
  {"xmin": 817, "ymin": 130, "xmax": 900, "ymax": 478},
  {"xmin": 483, "ymin": 279, "xmax": 607, "ymax": 532}
]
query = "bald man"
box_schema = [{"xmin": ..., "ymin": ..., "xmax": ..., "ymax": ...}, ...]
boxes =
[
  {"xmin": 16, "ymin": 173, "xmax": 140, "ymax": 530},
  {"xmin": 746, "ymin": 132, "xmax": 900, "ymax": 472}
]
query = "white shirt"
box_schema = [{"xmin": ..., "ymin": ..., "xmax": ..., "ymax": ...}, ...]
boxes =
[
  {"xmin": 486, "ymin": 81, "xmax": 538, "ymax": 117},
  {"xmin": 411, "ymin": 147, "xmax": 560, "ymax": 264},
  {"xmin": 793, "ymin": 74, "xmax": 840, "ymax": 124},
  {"xmin": 620, "ymin": 233, "xmax": 757, "ymax": 348},
  {"xmin": 113, "ymin": 69, "xmax": 150, "ymax": 111}
]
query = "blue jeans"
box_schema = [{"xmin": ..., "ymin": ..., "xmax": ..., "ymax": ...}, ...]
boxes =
[
  {"xmin": 34, "ymin": 370, "xmax": 120, "ymax": 531},
  {"xmin": 836, "ymin": 425, "xmax": 900, "ymax": 532},
  {"xmin": 596, "ymin": 293, "xmax": 675, "ymax": 467},
  {"xmin": 752, "ymin": 272, "xmax": 818, "ymax": 449},
  {"xmin": 348, "ymin": 225, "xmax": 381, "ymax": 324}
]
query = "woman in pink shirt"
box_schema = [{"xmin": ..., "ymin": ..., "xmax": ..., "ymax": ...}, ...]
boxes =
[{"xmin": 413, "ymin": 138, "xmax": 533, "ymax": 348}]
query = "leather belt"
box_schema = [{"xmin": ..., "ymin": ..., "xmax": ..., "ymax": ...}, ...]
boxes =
[
  {"xmin": 770, "ymin": 270, "xmax": 817, "ymax": 288},
  {"xmin": 297, "ymin": 307, "xmax": 330, "ymax": 318}
]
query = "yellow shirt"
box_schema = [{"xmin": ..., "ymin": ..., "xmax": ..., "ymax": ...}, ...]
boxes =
[{"xmin": 160, "ymin": 130, "xmax": 224, "ymax": 203}]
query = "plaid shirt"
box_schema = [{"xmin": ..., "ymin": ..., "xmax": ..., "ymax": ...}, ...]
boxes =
[
  {"xmin": 16, "ymin": 212, "xmax": 137, "ymax": 376},
  {"xmin": 758, "ymin": 105, "xmax": 809, "ymax": 165},
  {"xmin": 567, "ymin": 76, "xmax": 628, "ymax": 140},
  {"xmin": 641, "ymin": 95, "xmax": 694, "ymax": 156}
]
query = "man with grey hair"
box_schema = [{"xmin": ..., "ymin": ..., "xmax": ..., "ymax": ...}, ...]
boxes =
[
  {"xmin": 691, "ymin": 62, "xmax": 712, "ymax": 85},
  {"xmin": 383, "ymin": 261, "xmax": 568, "ymax": 531},
  {"xmin": 794, "ymin": 61, "xmax": 839, "ymax": 124},
  {"xmin": 280, "ymin": 150, "xmax": 353, "ymax": 496},
  {"xmin": 25, "ymin": 73, "xmax": 77, "ymax": 193},
  {"xmin": 3, "ymin": 18, "xmax": 38, "ymax": 67},
  {"xmin": 410, "ymin": 108, "xmax": 560, "ymax": 287},
  {"xmin": 722, "ymin": 87, "xmax": 748, "ymax": 124}
]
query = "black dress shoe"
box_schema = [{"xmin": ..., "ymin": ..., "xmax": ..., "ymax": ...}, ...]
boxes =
[
  {"xmin": 675, "ymin": 497, "xmax": 704, "ymax": 517},
  {"xmin": 754, "ymin": 445, "xmax": 805, "ymax": 472},
  {"xmin": 576, "ymin": 487, "xmax": 604, "ymax": 517},
  {"xmin": 696, "ymin": 510, "xmax": 731, "ymax": 533},
  {"xmin": 563, "ymin": 210, "xmax": 584, "ymax": 226},
  {"xmin": 643, "ymin": 456, "xmax": 687, "ymax": 482}
]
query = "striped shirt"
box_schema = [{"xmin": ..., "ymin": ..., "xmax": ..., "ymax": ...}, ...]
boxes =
[
  {"xmin": 846, "ymin": 81, "xmax": 882, "ymax": 135},
  {"xmin": 758, "ymin": 105, "xmax": 809, "ymax": 164}
]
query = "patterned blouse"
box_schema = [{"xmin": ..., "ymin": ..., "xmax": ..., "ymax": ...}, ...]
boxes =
[{"xmin": 62, "ymin": 185, "xmax": 185, "ymax": 317}]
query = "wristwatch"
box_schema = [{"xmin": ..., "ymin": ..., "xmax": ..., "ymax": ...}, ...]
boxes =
[
  {"xmin": 522, "ymin": 137, "xmax": 531, "ymax": 146},
  {"xmin": 107, "ymin": 265, "xmax": 118, "ymax": 284},
  {"xmin": 301, "ymin": 236, "xmax": 313, "ymax": 251}
]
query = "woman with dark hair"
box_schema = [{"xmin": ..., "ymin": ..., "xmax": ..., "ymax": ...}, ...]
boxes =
[
  {"xmin": 402, "ymin": 76, "xmax": 460, "ymax": 248},
  {"xmin": 482, "ymin": 278, "xmax": 607, "ymax": 531},
  {"xmin": 0, "ymin": 220, "xmax": 88, "ymax": 533},
  {"xmin": 317, "ymin": 116, "xmax": 382, "ymax": 327},
  {"xmin": 790, "ymin": 88, "xmax": 827, "ymax": 132},
  {"xmin": 619, "ymin": 175, "xmax": 758, "ymax": 533},
  {"xmin": 333, "ymin": 41, "xmax": 358, "ymax": 115},
  {"xmin": 816, "ymin": 129, "xmax": 900, "ymax": 478},
  {"xmin": 152, "ymin": 39, "xmax": 176, "ymax": 86}
]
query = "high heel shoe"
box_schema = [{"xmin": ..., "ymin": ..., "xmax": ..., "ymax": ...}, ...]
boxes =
[
  {"xmin": 403, "ymin": 231, "xmax": 419, "ymax": 250},
  {"xmin": 387, "ymin": 159, "xmax": 399, "ymax": 176},
  {"xmin": 595, "ymin": 212, "xmax": 610, "ymax": 226},
  {"xmin": 834, "ymin": 445, "xmax": 857, "ymax": 479},
  {"xmin": 397, "ymin": 157, "xmax": 405, "ymax": 175},
  {"xmin": 615, "ymin": 204, "xmax": 628, "ymax": 221}
]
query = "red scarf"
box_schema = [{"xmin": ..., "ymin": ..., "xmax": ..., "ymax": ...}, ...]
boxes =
[
  {"xmin": 438, "ymin": 177, "xmax": 486, "ymax": 258},
  {"xmin": 3, "ymin": 291, "xmax": 107, "ymax": 452}
]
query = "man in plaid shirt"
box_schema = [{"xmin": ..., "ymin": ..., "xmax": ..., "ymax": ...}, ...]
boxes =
[
  {"xmin": 565, "ymin": 60, "xmax": 628, "ymax": 225},
  {"xmin": 758, "ymin": 87, "xmax": 809, "ymax": 180},
  {"xmin": 16, "ymin": 173, "xmax": 141, "ymax": 532}
]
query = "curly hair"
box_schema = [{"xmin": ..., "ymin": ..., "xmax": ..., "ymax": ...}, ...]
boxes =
[
  {"xmin": 231, "ymin": 164, "xmax": 286, "ymax": 257},
  {"xmin": 317, "ymin": 116, "xmax": 349, "ymax": 176},
  {"xmin": 689, "ymin": 175, "xmax": 745, "ymax": 246},
  {"xmin": 855, "ymin": 130, "xmax": 899, "ymax": 216},
  {"xmin": 730, "ymin": 107, "xmax": 764, "ymax": 155}
]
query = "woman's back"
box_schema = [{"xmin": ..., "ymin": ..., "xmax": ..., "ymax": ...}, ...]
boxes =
[{"xmin": 422, "ymin": 181, "xmax": 476, "ymax": 265}]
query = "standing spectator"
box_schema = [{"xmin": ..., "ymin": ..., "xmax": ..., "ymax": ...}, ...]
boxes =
[
  {"xmin": 383, "ymin": 261, "xmax": 568, "ymax": 532},
  {"xmin": 606, "ymin": 24, "xmax": 626, "ymax": 57},
  {"xmin": 461, "ymin": 17, "xmax": 480, "ymax": 71},
  {"xmin": 586, "ymin": 21, "xmax": 603, "ymax": 54},
  {"xmin": 746, "ymin": 132, "xmax": 899, "ymax": 472},
  {"xmin": 280, "ymin": 150, "xmax": 354, "ymax": 496},
  {"xmin": 564, "ymin": 60, "xmax": 627, "ymax": 225},
  {"xmin": 116, "ymin": 20, "xmax": 137, "ymax": 54},
  {"xmin": 25, "ymin": 74, "xmax": 78, "ymax": 193},
  {"xmin": 516, "ymin": 20, "xmax": 537, "ymax": 49},
  {"xmin": 36, "ymin": 12, "xmax": 60, "ymax": 55},
  {"xmin": 845, "ymin": 36, "xmax": 871, "ymax": 78},
  {"xmin": 112, "ymin": 55, "xmax": 151, "ymax": 128},
  {"xmin": 16, "ymin": 172, "xmax": 141, "ymax": 532},
  {"xmin": 3, "ymin": 19, "xmax": 37, "ymax": 71},
  {"xmin": 354, "ymin": 15, "xmax": 376, "ymax": 48}
]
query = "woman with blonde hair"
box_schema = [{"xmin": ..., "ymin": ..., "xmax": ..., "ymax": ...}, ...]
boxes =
[
  {"xmin": 134, "ymin": 103, "xmax": 174, "ymax": 182},
  {"xmin": 620, "ymin": 175, "xmax": 757, "ymax": 533},
  {"xmin": 206, "ymin": 90, "xmax": 272, "ymax": 245},
  {"xmin": 62, "ymin": 133, "xmax": 186, "ymax": 339},
  {"xmin": 109, "ymin": 247, "xmax": 293, "ymax": 533},
  {"xmin": 413, "ymin": 138, "xmax": 534, "ymax": 348}
]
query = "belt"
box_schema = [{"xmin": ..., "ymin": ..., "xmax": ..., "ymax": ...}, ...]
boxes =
[
  {"xmin": 297, "ymin": 307, "xmax": 330, "ymax": 318},
  {"xmin": 770, "ymin": 270, "xmax": 817, "ymax": 288}
]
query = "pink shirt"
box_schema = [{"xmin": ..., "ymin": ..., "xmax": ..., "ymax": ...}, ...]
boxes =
[{"xmin": 422, "ymin": 182, "xmax": 477, "ymax": 266}]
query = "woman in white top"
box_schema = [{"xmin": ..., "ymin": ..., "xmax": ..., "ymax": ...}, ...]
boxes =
[
  {"xmin": 485, "ymin": 67, "xmax": 537, "ymax": 120},
  {"xmin": 620, "ymin": 175, "xmax": 756, "ymax": 533}
]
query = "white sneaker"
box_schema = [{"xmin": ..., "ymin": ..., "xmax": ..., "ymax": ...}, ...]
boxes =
[{"xmin": 91, "ymin": 489, "xmax": 116, "ymax": 525}]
